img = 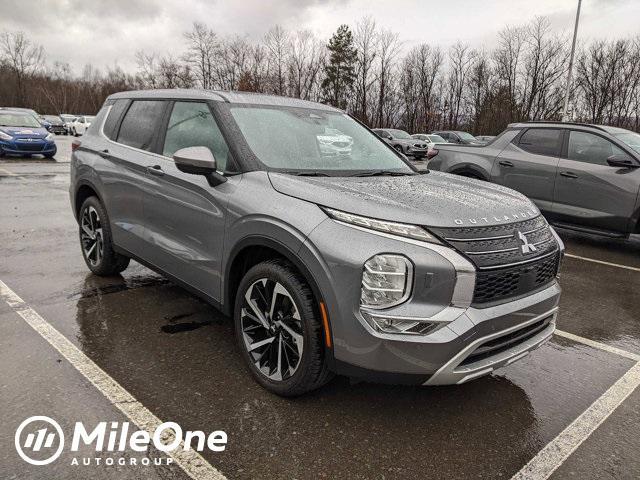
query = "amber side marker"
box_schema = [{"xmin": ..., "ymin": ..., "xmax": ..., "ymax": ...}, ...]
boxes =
[{"xmin": 319, "ymin": 302, "xmax": 332, "ymax": 348}]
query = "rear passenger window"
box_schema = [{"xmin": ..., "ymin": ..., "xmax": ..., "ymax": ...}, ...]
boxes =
[
  {"xmin": 116, "ymin": 100, "xmax": 165, "ymax": 150},
  {"xmin": 103, "ymin": 99, "xmax": 129, "ymax": 140},
  {"xmin": 518, "ymin": 128, "xmax": 562, "ymax": 156},
  {"xmin": 162, "ymin": 101, "xmax": 230, "ymax": 171}
]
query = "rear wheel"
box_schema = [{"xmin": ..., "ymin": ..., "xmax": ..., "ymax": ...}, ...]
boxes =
[
  {"xmin": 234, "ymin": 259, "xmax": 332, "ymax": 396},
  {"xmin": 394, "ymin": 145, "xmax": 404, "ymax": 154},
  {"xmin": 78, "ymin": 196, "xmax": 130, "ymax": 276}
]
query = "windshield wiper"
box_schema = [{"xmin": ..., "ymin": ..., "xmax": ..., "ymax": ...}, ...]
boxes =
[
  {"xmin": 281, "ymin": 171, "xmax": 332, "ymax": 177},
  {"xmin": 351, "ymin": 170, "xmax": 416, "ymax": 177}
]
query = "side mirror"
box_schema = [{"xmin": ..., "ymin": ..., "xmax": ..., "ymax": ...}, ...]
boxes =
[
  {"xmin": 173, "ymin": 146, "xmax": 227, "ymax": 186},
  {"xmin": 606, "ymin": 154, "xmax": 638, "ymax": 169}
]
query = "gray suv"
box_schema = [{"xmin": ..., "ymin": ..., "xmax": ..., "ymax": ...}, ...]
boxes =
[
  {"xmin": 372, "ymin": 128, "xmax": 428, "ymax": 158},
  {"xmin": 70, "ymin": 90, "xmax": 563, "ymax": 396},
  {"xmin": 429, "ymin": 122, "xmax": 640, "ymax": 237}
]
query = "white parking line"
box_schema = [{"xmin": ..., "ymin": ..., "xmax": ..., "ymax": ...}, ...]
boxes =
[
  {"xmin": 0, "ymin": 279, "xmax": 226, "ymax": 480},
  {"xmin": 565, "ymin": 253, "xmax": 640, "ymax": 272},
  {"xmin": 511, "ymin": 361, "xmax": 640, "ymax": 479},
  {"xmin": 555, "ymin": 329, "xmax": 640, "ymax": 362}
]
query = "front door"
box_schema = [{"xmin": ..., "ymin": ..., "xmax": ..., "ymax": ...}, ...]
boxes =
[
  {"xmin": 552, "ymin": 129, "xmax": 640, "ymax": 233},
  {"xmin": 142, "ymin": 101, "xmax": 234, "ymax": 302}
]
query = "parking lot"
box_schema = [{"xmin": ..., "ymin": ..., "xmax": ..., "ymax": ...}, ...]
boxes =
[{"xmin": 1, "ymin": 135, "xmax": 639, "ymax": 479}]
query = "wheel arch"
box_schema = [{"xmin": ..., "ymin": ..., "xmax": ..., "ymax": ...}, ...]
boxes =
[
  {"xmin": 73, "ymin": 180, "xmax": 104, "ymax": 221},
  {"xmin": 449, "ymin": 164, "xmax": 490, "ymax": 181}
]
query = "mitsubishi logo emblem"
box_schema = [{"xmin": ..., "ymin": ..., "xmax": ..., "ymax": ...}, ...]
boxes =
[{"xmin": 517, "ymin": 230, "xmax": 537, "ymax": 254}]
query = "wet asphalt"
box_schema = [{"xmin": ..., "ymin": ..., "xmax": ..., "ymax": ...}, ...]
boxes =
[{"xmin": 1, "ymin": 136, "xmax": 639, "ymax": 479}]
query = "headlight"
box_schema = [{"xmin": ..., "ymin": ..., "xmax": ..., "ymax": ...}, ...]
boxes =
[
  {"xmin": 0, "ymin": 131, "xmax": 13, "ymax": 141},
  {"xmin": 361, "ymin": 254, "xmax": 412, "ymax": 309},
  {"xmin": 323, "ymin": 207, "xmax": 440, "ymax": 243},
  {"xmin": 45, "ymin": 133, "xmax": 54, "ymax": 141}
]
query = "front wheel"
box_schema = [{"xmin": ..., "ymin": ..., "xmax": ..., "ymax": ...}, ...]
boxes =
[
  {"xmin": 394, "ymin": 145, "xmax": 404, "ymax": 154},
  {"xmin": 78, "ymin": 196, "xmax": 130, "ymax": 276},
  {"xmin": 234, "ymin": 259, "xmax": 333, "ymax": 396}
]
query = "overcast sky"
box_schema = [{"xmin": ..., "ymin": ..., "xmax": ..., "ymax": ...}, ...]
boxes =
[{"xmin": 1, "ymin": 0, "xmax": 638, "ymax": 74}]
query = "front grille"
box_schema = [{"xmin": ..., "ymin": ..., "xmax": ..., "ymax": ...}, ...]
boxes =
[
  {"xmin": 430, "ymin": 216, "xmax": 560, "ymax": 305},
  {"xmin": 473, "ymin": 253, "xmax": 559, "ymax": 304}
]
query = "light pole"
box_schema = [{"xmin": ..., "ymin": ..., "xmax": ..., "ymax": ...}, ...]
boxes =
[{"xmin": 562, "ymin": 0, "xmax": 582, "ymax": 122}]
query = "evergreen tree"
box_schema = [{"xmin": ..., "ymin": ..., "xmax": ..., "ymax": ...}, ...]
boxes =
[{"xmin": 321, "ymin": 25, "xmax": 357, "ymax": 109}]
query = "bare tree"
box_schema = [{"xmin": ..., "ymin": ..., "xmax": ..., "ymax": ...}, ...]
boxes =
[
  {"xmin": 288, "ymin": 30, "xmax": 324, "ymax": 100},
  {"xmin": 354, "ymin": 17, "xmax": 378, "ymax": 123},
  {"xmin": 374, "ymin": 28, "xmax": 401, "ymax": 127},
  {"xmin": 183, "ymin": 22, "xmax": 218, "ymax": 89},
  {"xmin": 0, "ymin": 31, "xmax": 45, "ymax": 105},
  {"xmin": 264, "ymin": 25, "xmax": 289, "ymax": 95}
]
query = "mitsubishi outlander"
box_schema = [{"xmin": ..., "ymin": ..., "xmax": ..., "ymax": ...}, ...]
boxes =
[{"xmin": 70, "ymin": 90, "xmax": 563, "ymax": 396}]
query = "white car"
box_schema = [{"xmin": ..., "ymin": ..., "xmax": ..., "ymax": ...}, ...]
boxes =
[
  {"xmin": 412, "ymin": 133, "xmax": 448, "ymax": 160},
  {"xmin": 317, "ymin": 127, "xmax": 353, "ymax": 156},
  {"xmin": 70, "ymin": 115, "xmax": 95, "ymax": 136}
]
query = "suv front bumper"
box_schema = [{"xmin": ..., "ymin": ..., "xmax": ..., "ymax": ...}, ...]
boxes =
[{"xmin": 304, "ymin": 216, "xmax": 561, "ymax": 385}]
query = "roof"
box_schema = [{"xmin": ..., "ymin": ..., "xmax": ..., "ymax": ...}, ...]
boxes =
[
  {"xmin": 0, "ymin": 109, "xmax": 34, "ymax": 116},
  {"xmin": 107, "ymin": 89, "xmax": 340, "ymax": 112},
  {"xmin": 508, "ymin": 121, "xmax": 609, "ymax": 132}
]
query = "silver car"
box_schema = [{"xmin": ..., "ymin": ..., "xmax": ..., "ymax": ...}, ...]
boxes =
[{"xmin": 70, "ymin": 90, "xmax": 563, "ymax": 396}]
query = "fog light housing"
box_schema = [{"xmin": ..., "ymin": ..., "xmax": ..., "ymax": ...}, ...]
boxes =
[
  {"xmin": 360, "ymin": 254, "xmax": 412, "ymax": 309},
  {"xmin": 360, "ymin": 311, "xmax": 439, "ymax": 335}
]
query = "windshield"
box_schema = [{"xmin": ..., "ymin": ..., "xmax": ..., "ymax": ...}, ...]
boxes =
[
  {"xmin": 228, "ymin": 106, "xmax": 413, "ymax": 175},
  {"xmin": 388, "ymin": 129, "xmax": 412, "ymax": 139},
  {"xmin": 428, "ymin": 135, "xmax": 446, "ymax": 143},
  {"xmin": 457, "ymin": 132, "xmax": 477, "ymax": 141},
  {"xmin": 614, "ymin": 132, "xmax": 640, "ymax": 154},
  {"xmin": 61, "ymin": 115, "xmax": 75, "ymax": 122},
  {"xmin": 0, "ymin": 113, "xmax": 42, "ymax": 128}
]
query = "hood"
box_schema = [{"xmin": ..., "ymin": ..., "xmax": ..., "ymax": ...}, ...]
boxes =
[
  {"xmin": 0, "ymin": 126, "xmax": 49, "ymax": 138},
  {"xmin": 268, "ymin": 171, "xmax": 539, "ymax": 228}
]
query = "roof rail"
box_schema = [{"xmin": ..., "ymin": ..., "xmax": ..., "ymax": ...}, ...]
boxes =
[{"xmin": 510, "ymin": 121, "xmax": 606, "ymax": 132}]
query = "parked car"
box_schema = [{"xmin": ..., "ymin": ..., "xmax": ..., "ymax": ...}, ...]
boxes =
[
  {"xmin": 475, "ymin": 135, "xmax": 496, "ymax": 143},
  {"xmin": 316, "ymin": 127, "xmax": 353, "ymax": 156},
  {"xmin": 70, "ymin": 115, "xmax": 95, "ymax": 136},
  {"xmin": 433, "ymin": 130, "xmax": 483, "ymax": 145},
  {"xmin": 412, "ymin": 133, "xmax": 448, "ymax": 159},
  {"xmin": 70, "ymin": 90, "xmax": 563, "ymax": 396},
  {"xmin": 0, "ymin": 110, "xmax": 57, "ymax": 158},
  {"xmin": 42, "ymin": 115, "xmax": 69, "ymax": 135},
  {"xmin": 60, "ymin": 114, "xmax": 77, "ymax": 132},
  {"xmin": 0, "ymin": 106, "xmax": 50, "ymax": 130},
  {"xmin": 372, "ymin": 128, "xmax": 428, "ymax": 158},
  {"xmin": 428, "ymin": 121, "xmax": 640, "ymax": 237}
]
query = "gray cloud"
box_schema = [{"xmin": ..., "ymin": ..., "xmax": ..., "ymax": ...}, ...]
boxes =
[{"xmin": 0, "ymin": 0, "xmax": 637, "ymax": 74}]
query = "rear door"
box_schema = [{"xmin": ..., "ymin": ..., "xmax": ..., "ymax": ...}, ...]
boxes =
[
  {"xmin": 100, "ymin": 98, "xmax": 167, "ymax": 257},
  {"xmin": 491, "ymin": 127, "xmax": 563, "ymax": 214},
  {"xmin": 552, "ymin": 129, "xmax": 640, "ymax": 233},
  {"xmin": 141, "ymin": 100, "xmax": 233, "ymax": 301}
]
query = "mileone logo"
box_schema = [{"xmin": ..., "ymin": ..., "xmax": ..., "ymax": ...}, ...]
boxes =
[{"xmin": 15, "ymin": 416, "xmax": 227, "ymax": 466}]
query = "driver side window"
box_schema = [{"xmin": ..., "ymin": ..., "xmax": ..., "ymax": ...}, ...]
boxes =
[
  {"xmin": 567, "ymin": 131, "xmax": 625, "ymax": 166},
  {"xmin": 163, "ymin": 101, "xmax": 230, "ymax": 171}
]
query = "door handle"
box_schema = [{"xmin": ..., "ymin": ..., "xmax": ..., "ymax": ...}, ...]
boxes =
[
  {"xmin": 560, "ymin": 171, "xmax": 578, "ymax": 179},
  {"xmin": 499, "ymin": 160, "xmax": 514, "ymax": 167},
  {"xmin": 99, "ymin": 149, "xmax": 110, "ymax": 159},
  {"xmin": 147, "ymin": 165, "xmax": 165, "ymax": 176}
]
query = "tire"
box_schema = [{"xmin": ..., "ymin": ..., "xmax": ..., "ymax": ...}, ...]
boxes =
[
  {"xmin": 457, "ymin": 171, "xmax": 483, "ymax": 180},
  {"xmin": 234, "ymin": 259, "xmax": 333, "ymax": 396},
  {"xmin": 44, "ymin": 153, "xmax": 55, "ymax": 159},
  {"xmin": 394, "ymin": 145, "xmax": 404, "ymax": 153},
  {"xmin": 78, "ymin": 196, "xmax": 130, "ymax": 276}
]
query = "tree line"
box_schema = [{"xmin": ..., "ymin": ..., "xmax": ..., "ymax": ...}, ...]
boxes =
[{"xmin": 1, "ymin": 17, "xmax": 639, "ymax": 134}]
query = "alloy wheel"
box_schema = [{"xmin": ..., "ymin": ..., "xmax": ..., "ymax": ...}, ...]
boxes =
[
  {"xmin": 241, "ymin": 278, "xmax": 304, "ymax": 381},
  {"xmin": 80, "ymin": 206, "xmax": 104, "ymax": 267}
]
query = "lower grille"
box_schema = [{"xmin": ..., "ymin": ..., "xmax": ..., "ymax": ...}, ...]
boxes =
[
  {"xmin": 16, "ymin": 142, "xmax": 45, "ymax": 152},
  {"xmin": 460, "ymin": 315, "xmax": 553, "ymax": 366},
  {"xmin": 473, "ymin": 253, "xmax": 559, "ymax": 305}
]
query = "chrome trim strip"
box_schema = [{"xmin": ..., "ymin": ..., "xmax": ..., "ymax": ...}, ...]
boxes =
[
  {"xmin": 467, "ymin": 246, "xmax": 518, "ymax": 255},
  {"xmin": 424, "ymin": 307, "xmax": 558, "ymax": 385},
  {"xmin": 476, "ymin": 249, "xmax": 558, "ymax": 271},
  {"xmin": 445, "ymin": 233, "xmax": 514, "ymax": 242}
]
